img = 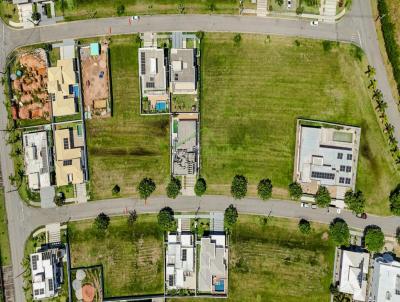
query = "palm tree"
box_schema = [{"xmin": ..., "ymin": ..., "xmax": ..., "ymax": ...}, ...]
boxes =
[
  {"xmin": 373, "ymin": 89, "xmax": 383, "ymax": 100},
  {"xmin": 365, "ymin": 65, "xmax": 376, "ymax": 78},
  {"xmin": 368, "ymin": 79, "xmax": 377, "ymax": 90},
  {"xmin": 376, "ymin": 99, "xmax": 388, "ymax": 113},
  {"xmin": 385, "ymin": 123, "xmax": 395, "ymax": 135}
]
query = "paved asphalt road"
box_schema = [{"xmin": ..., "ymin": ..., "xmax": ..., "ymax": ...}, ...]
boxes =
[{"xmin": 1, "ymin": 0, "xmax": 400, "ymax": 300}]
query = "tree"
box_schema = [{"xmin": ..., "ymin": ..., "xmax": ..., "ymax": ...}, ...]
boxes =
[
  {"xmin": 157, "ymin": 207, "xmax": 176, "ymax": 232},
  {"xmin": 365, "ymin": 65, "xmax": 376, "ymax": 78},
  {"xmin": 368, "ymin": 79, "xmax": 377, "ymax": 90},
  {"xmin": 196, "ymin": 31, "xmax": 205, "ymax": 40},
  {"xmin": 112, "ymin": 184, "xmax": 120, "ymax": 196},
  {"xmin": 315, "ymin": 186, "xmax": 331, "ymax": 207},
  {"xmin": 322, "ymin": 40, "xmax": 333, "ymax": 52},
  {"xmin": 166, "ymin": 177, "xmax": 181, "ymax": 199},
  {"xmin": 94, "ymin": 213, "xmax": 110, "ymax": 231},
  {"xmin": 233, "ymin": 34, "xmax": 242, "ymax": 46},
  {"xmin": 344, "ymin": 190, "xmax": 365, "ymax": 215},
  {"xmin": 257, "ymin": 179, "xmax": 273, "ymax": 200},
  {"xmin": 364, "ymin": 226, "xmax": 384, "ymax": 252},
  {"xmin": 329, "ymin": 219, "xmax": 350, "ymax": 246},
  {"xmin": 231, "ymin": 175, "xmax": 247, "ymax": 199},
  {"xmin": 275, "ymin": 0, "xmax": 283, "ymax": 6},
  {"xmin": 288, "ymin": 182, "xmax": 302, "ymax": 200},
  {"xmin": 296, "ymin": 6, "xmax": 304, "ymax": 15},
  {"xmin": 137, "ymin": 178, "xmax": 156, "ymax": 201},
  {"xmin": 116, "ymin": 3, "xmax": 125, "ymax": 16},
  {"xmin": 54, "ymin": 192, "xmax": 65, "ymax": 207},
  {"xmin": 298, "ymin": 219, "xmax": 311, "ymax": 234},
  {"xmin": 224, "ymin": 204, "xmax": 238, "ymax": 231},
  {"xmin": 127, "ymin": 210, "xmax": 137, "ymax": 226},
  {"xmin": 389, "ymin": 186, "xmax": 400, "ymax": 215},
  {"xmin": 194, "ymin": 177, "xmax": 207, "ymax": 197},
  {"xmin": 31, "ymin": 12, "xmax": 41, "ymax": 22}
]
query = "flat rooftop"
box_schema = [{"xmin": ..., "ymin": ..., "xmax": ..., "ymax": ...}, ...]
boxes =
[
  {"xmin": 23, "ymin": 131, "xmax": 51, "ymax": 190},
  {"xmin": 170, "ymin": 48, "xmax": 196, "ymax": 93},
  {"xmin": 139, "ymin": 48, "xmax": 167, "ymax": 95},
  {"xmin": 370, "ymin": 255, "xmax": 400, "ymax": 302},
  {"xmin": 294, "ymin": 121, "xmax": 361, "ymax": 200}
]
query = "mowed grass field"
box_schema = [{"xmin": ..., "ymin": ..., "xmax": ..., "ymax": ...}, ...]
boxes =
[
  {"xmin": 68, "ymin": 215, "xmax": 164, "ymax": 297},
  {"xmin": 86, "ymin": 35, "xmax": 170, "ymax": 200},
  {"xmin": 56, "ymin": 0, "xmax": 238, "ymax": 21},
  {"xmin": 168, "ymin": 215, "xmax": 335, "ymax": 302},
  {"xmin": 201, "ymin": 33, "xmax": 400, "ymax": 215}
]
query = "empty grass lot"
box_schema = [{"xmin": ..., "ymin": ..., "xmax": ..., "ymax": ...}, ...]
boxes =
[
  {"xmin": 56, "ymin": 0, "xmax": 238, "ymax": 21},
  {"xmin": 201, "ymin": 33, "xmax": 400, "ymax": 215},
  {"xmin": 86, "ymin": 35, "xmax": 170, "ymax": 200},
  {"xmin": 68, "ymin": 215, "xmax": 164, "ymax": 297},
  {"xmin": 168, "ymin": 215, "xmax": 335, "ymax": 302}
]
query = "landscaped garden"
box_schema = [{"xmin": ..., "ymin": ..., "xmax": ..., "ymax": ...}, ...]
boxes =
[
  {"xmin": 168, "ymin": 215, "xmax": 335, "ymax": 302},
  {"xmin": 200, "ymin": 33, "xmax": 400, "ymax": 215},
  {"xmin": 55, "ymin": 0, "xmax": 238, "ymax": 21},
  {"xmin": 68, "ymin": 214, "xmax": 164, "ymax": 297},
  {"xmin": 86, "ymin": 35, "xmax": 170, "ymax": 200}
]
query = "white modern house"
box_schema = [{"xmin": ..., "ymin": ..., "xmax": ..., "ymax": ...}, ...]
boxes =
[
  {"xmin": 166, "ymin": 229, "xmax": 196, "ymax": 291},
  {"xmin": 294, "ymin": 120, "xmax": 361, "ymax": 207},
  {"xmin": 23, "ymin": 131, "xmax": 51, "ymax": 190},
  {"xmin": 369, "ymin": 254, "xmax": 400, "ymax": 302},
  {"xmin": 198, "ymin": 234, "xmax": 228, "ymax": 294},
  {"xmin": 30, "ymin": 247, "xmax": 64, "ymax": 300},
  {"xmin": 338, "ymin": 249, "xmax": 370, "ymax": 302}
]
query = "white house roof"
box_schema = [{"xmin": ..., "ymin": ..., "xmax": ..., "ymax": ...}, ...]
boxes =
[
  {"xmin": 23, "ymin": 131, "xmax": 51, "ymax": 190},
  {"xmin": 370, "ymin": 255, "xmax": 400, "ymax": 302},
  {"xmin": 339, "ymin": 250, "xmax": 369, "ymax": 301}
]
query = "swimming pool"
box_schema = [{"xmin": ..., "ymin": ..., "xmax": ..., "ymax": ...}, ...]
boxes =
[
  {"xmin": 155, "ymin": 101, "xmax": 167, "ymax": 112},
  {"xmin": 214, "ymin": 279, "xmax": 225, "ymax": 292}
]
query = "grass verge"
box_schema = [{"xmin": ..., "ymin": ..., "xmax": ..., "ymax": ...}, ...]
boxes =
[
  {"xmin": 200, "ymin": 33, "xmax": 399, "ymax": 215},
  {"xmin": 0, "ymin": 189, "xmax": 11, "ymax": 266},
  {"xmin": 68, "ymin": 214, "xmax": 164, "ymax": 297}
]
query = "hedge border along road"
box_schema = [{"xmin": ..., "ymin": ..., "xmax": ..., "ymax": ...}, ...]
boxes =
[{"xmin": 377, "ymin": 0, "xmax": 400, "ymax": 98}]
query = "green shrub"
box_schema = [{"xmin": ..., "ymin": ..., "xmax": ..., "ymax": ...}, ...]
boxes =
[
  {"xmin": 389, "ymin": 186, "xmax": 400, "ymax": 215},
  {"xmin": 298, "ymin": 219, "xmax": 311, "ymax": 234},
  {"xmin": 137, "ymin": 178, "xmax": 156, "ymax": 200},
  {"xmin": 288, "ymin": 182, "xmax": 302, "ymax": 200},
  {"xmin": 364, "ymin": 226, "xmax": 385, "ymax": 252},
  {"xmin": 329, "ymin": 219, "xmax": 350, "ymax": 246},
  {"xmin": 158, "ymin": 207, "xmax": 176, "ymax": 232},
  {"xmin": 224, "ymin": 204, "xmax": 238, "ymax": 231},
  {"xmin": 194, "ymin": 177, "xmax": 207, "ymax": 197},
  {"xmin": 315, "ymin": 186, "xmax": 331, "ymax": 207}
]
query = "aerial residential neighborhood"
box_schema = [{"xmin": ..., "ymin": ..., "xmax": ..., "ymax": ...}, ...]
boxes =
[{"xmin": 2, "ymin": 0, "xmax": 400, "ymax": 301}]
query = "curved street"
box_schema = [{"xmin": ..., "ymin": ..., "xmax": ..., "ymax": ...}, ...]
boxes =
[{"xmin": 0, "ymin": 0, "xmax": 400, "ymax": 300}]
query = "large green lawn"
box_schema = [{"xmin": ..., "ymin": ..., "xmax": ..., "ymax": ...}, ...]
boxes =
[
  {"xmin": 201, "ymin": 33, "xmax": 400, "ymax": 215},
  {"xmin": 56, "ymin": 0, "xmax": 238, "ymax": 21},
  {"xmin": 86, "ymin": 35, "xmax": 170, "ymax": 200},
  {"xmin": 169, "ymin": 215, "xmax": 335, "ymax": 302},
  {"xmin": 68, "ymin": 215, "xmax": 164, "ymax": 297},
  {"xmin": 0, "ymin": 189, "xmax": 11, "ymax": 266}
]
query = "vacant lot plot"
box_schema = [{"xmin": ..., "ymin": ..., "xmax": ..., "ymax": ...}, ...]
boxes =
[
  {"xmin": 56, "ymin": 0, "xmax": 238, "ymax": 21},
  {"xmin": 168, "ymin": 215, "xmax": 334, "ymax": 302},
  {"xmin": 86, "ymin": 35, "xmax": 170, "ymax": 200},
  {"xmin": 201, "ymin": 33, "xmax": 400, "ymax": 215},
  {"xmin": 68, "ymin": 215, "xmax": 164, "ymax": 297}
]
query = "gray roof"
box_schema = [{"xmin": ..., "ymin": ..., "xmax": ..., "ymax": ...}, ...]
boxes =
[
  {"xmin": 198, "ymin": 237, "xmax": 226, "ymax": 293},
  {"xmin": 139, "ymin": 48, "xmax": 166, "ymax": 94},
  {"xmin": 172, "ymin": 120, "xmax": 197, "ymax": 175},
  {"xmin": 170, "ymin": 49, "xmax": 196, "ymax": 85}
]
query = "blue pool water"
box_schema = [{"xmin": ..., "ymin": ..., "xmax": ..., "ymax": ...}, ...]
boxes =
[
  {"xmin": 73, "ymin": 85, "xmax": 80, "ymax": 98},
  {"xmin": 155, "ymin": 101, "xmax": 166, "ymax": 112},
  {"xmin": 214, "ymin": 279, "xmax": 224, "ymax": 292}
]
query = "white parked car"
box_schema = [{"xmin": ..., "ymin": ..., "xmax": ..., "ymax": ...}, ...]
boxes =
[
  {"xmin": 301, "ymin": 202, "xmax": 309, "ymax": 208},
  {"xmin": 131, "ymin": 15, "xmax": 140, "ymax": 21},
  {"xmin": 287, "ymin": 0, "xmax": 292, "ymax": 8},
  {"xmin": 311, "ymin": 204, "xmax": 317, "ymax": 209},
  {"xmin": 310, "ymin": 20, "xmax": 319, "ymax": 27},
  {"xmin": 336, "ymin": 208, "xmax": 342, "ymax": 214}
]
